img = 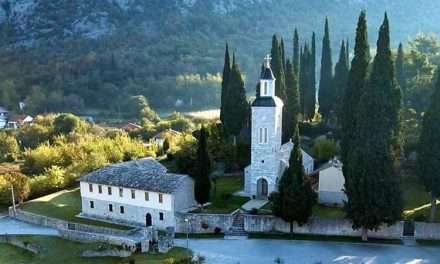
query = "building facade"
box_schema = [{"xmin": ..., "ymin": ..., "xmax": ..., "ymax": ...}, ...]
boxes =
[
  {"xmin": 79, "ymin": 158, "xmax": 196, "ymax": 229},
  {"xmin": 317, "ymin": 159, "xmax": 347, "ymax": 206},
  {"xmin": 0, "ymin": 106, "xmax": 8, "ymax": 129},
  {"xmin": 244, "ymin": 56, "xmax": 314, "ymax": 199}
]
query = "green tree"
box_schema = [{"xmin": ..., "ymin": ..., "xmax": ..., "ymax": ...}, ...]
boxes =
[
  {"xmin": 53, "ymin": 113, "xmax": 84, "ymax": 135},
  {"xmin": 341, "ymin": 11, "xmax": 370, "ymax": 165},
  {"xmin": 0, "ymin": 132, "xmax": 20, "ymax": 162},
  {"xmin": 271, "ymin": 35, "xmax": 287, "ymax": 103},
  {"xmin": 417, "ymin": 69, "xmax": 440, "ymax": 222},
  {"xmin": 300, "ymin": 43, "xmax": 315, "ymax": 120},
  {"xmin": 395, "ymin": 42, "xmax": 406, "ymax": 98},
  {"xmin": 318, "ymin": 18, "xmax": 333, "ymax": 123},
  {"xmin": 194, "ymin": 127, "xmax": 212, "ymax": 209},
  {"xmin": 333, "ymin": 40, "xmax": 350, "ymax": 123},
  {"xmin": 293, "ymin": 28, "xmax": 300, "ymax": 76},
  {"xmin": 220, "ymin": 43, "xmax": 231, "ymax": 125},
  {"xmin": 271, "ymin": 127, "xmax": 316, "ymax": 233},
  {"xmin": 284, "ymin": 59, "xmax": 300, "ymax": 142},
  {"xmin": 346, "ymin": 14, "xmax": 402, "ymax": 241},
  {"xmin": 0, "ymin": 172, "xmax": 30, "ymax": 204},
  {"xmin": 223, "ymin": 55, "xmax": 249, "ymax": 142}
]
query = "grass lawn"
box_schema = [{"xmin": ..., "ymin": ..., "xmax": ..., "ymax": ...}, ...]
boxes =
[
  {"xmin": 312, "ymin": 204, "xmax": 346, "ymax": 219},
  {"xmin": 193, "ymin": 176, "xmax": 249, "ymax": 214},
  {"xmin": 0, "ymin": 236, "xmax": 191, "ymax": 264},
  {"xmin": 401, "ymin": 175, "xmax": 440, "ymax": 222},
  {"xmin": 20, "ymin": 189, "xmax": 131, "ymax": 230}
]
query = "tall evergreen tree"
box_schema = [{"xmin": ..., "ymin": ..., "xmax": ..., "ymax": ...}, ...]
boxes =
[
  {"xmin": 301, "ymin": 43, "xmax": 315, "ymax": 120},
  {"xmin": 281, "ymin": 38, "xmax": 286, "ymax": 69},
  {"xmin": 220, "ymin": 43, "xmax": 231, "ymax": 125},
  {"xmin": 417, "ymin": 69, "xmax": 440, "ymax": 222},
  {"xmin": 346, "ymin": 13, "xmax": 402, "ymax": 241},
  {"xmin": 284, "ymin": 59, "xmax": 300, "ymax": 142},
  {"xmin": 318, "ymin": 18, "xmax": 333, "ymax": 122},
  {"xmin": 333, "ymin": 40, "xmax": 349, "ymax": 123},
  {"xmin": 271, "ymin": 126, "xmax": 316, "ymax": 233},
  {"xmin": 311, "ymin": 32, "xmax": 316, "ymax": 105},
  {"xmin": 194, "ymin": 126, "xmax": 212, "ymax": 209},
  {"xmin": 395, "ymin": 42, "xmax": 406, "ymax": 100},
  {"xmin": 223, "ymin": 55, "xmax": 249, "ymax": 141},
  {"xmin": 271, "ymin": 35, "xmax": 287, "ymax": 103},
  {"xmin": 293, "ymin": 28, "xmax": 300, "ymax": 76},
  {"xmin": 341, "ymin": 11, "xmax": 370, "ymax": 165}
]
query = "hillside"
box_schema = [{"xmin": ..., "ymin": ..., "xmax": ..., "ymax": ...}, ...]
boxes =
[{"xmin": 0, "ymin": 0, "xmax": 439, "ymax": 116}]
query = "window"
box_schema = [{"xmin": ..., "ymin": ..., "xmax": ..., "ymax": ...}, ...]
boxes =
[
  {"xmin": 89, "ymin": 201, "xmax": 94, "ymax": 209},
  {"xmin": 131, "ymin": 190, "xmax": 136, "ymax": 199},
  {"xmin": 89, "ymin": 184, "xmax": 93, "ymax": 192},
  {"xmin": 159, "ymin": 212, "xmax": 164, "ymax": 221},
  {"xmin": 120, "ymin": 206, "xmax": 125, "ymax": 214},
  {"xmin": 259, "ymin": 128, "xmax": 268, "ymax": 144},
  {"xmin": 98, "ymin": 185, "xmax": 102, "ymax": 194},
  {"xmin": 145, "ymin": 192, "xmax": 149, "ymax": 201},
  {"xmin": 108, "ymin": 186, "xmax": 112, "ymax": 195},
  {"xmin": 158, "ymin": 193, "xmax": 163, "ymax": 203},
  {"xmin": 109, "ymin": 204, "xmax": 113, "ymax": 212},
  {"xmin": 119, "ymin": 188, "xmax": 123, "ymax": 197},
  {"xmin": 263, "ymin": 82, "xmax": 268, "ymax": 95}
]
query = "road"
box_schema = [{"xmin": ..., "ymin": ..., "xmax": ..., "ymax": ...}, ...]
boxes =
[
  {"xmin": 175, "ymin": 238, "xmax": 440, "ymax": 264},
  {"xmin": 0, "ymin": 216, "xmax": 59, "ymax": 236}
]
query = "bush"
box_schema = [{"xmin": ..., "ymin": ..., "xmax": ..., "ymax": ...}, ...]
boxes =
[
  {"xmin": 214, "ymin": 227, "xmax": 222, "ymax": 234},
  {"xmin": 311, "ymin": 137, "xmax": 340, "ymax": 163},
  {"xmin": 0, "ymin": 172, "xmax": 30, "ymax": 204},
  {"xmin": 0, "ymin": 132, "xmax": 20, "ymax": 162},
  {"xmin": 22, "ymin": 143, "xmax": 64, "ymax": 175}
]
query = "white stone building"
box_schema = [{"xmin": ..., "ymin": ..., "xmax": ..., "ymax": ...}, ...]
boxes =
[
  {"xmin": 244, "ymin": 56, "xmax": 314, "ymax": 199},
  {"xmin": 317, "ymin": 159, "xmax": 347, "ymax": 206},
  {"xmin": 79, "ymin": 158, "xmax": 196, "ymax": 229},
  {"xmin": 0, "ymin": 106, "xmax": 8, "ymax": 129}
]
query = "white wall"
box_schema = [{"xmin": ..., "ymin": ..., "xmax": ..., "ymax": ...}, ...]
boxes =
[
  {"xmin": 80, "ymin": 182, "xmax": 173, "ymax": 212},
  {"xmin": 318, "ymin": 167, "xmax": 345, "ymax": 193}
]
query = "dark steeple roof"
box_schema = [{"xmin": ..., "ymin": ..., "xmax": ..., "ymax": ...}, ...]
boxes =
[{"xmin": 261, "ymin": 67, "xmax": 275, "ymax": 80}]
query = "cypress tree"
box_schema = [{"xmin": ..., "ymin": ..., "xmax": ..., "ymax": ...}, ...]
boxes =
[
  {"xmin": 341, "ymin": 11, "xmax": 370, "ymax": 165},
  {"xmin": 299, "ymin": 45, "xmax": 305, "ymax": 116},
  {"xmin": 281, "ymin": 38, "xmax": 286, "ymax": 69},
  {"xmin": 220, "ymin": 43, "xmax": 231, "ymax": 125},
  {"xmin": 223, "ymin": 55, "xmax": 249, "ymax": 141},
  {"xmin": 293, "ymin": 28, "xmax": 300, "ymax": 75},
  {"xmin": 347, "ymin": 13, "xmax": 403, "ymax": 241},
  {"xmin": 271, "ymin": 35, "xmax": 287, "ymax": 103},
  {"xmin": 302, "ymin": 44, "xmax": 315, "ymax": 121},
  {"xmin": 311, "ymin": 32, "xmax": 316, "ymax": 104},
  {"xmin": 271, "ymin": 126, "xmax": 316, "ymax": 233},
  {"xmin": 194, "ymin": 126, "xmax": 212, "ymax": 209},
  {"xmin": 318, "ymin": 18, "xmax": 333, "ymax": 122},
  {"xmin": 284, "ymin": 59, "xmax": 300, "ymax": 142},
  {"xmin": 417, "ymin": 69, "xmax": 440, "ymax": 222},
  {"xmin": 395, "ymin": 43, "xmax": 406, "ymax": 99},
  {"xmin": 333, "ymin": 40, "xmax": 349, "ymax": 123}
]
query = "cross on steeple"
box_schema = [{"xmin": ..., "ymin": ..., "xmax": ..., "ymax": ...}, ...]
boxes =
[{"xmin": 264, "ymin": 54, "xmax": 272, "ymax": 68}]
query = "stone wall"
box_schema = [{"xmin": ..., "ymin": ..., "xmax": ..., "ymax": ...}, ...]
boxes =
[
  {"xmin": 82, "ymin": 249, "xmax": 132, "ymax": 258},
  {"xmin": 0, "ymin": 235, "xmax": 41, "ymax": 254},
  {"xmin": 415, "ymin": 222, "xmax": 440, "ymax": 240},
  {"xmin": 11, "ymin": 208, "xmax": 134, "ymax": 237},
  {"xmin": 175, "ymin": 212, "xmax": 233, "ymax": 233},
  {"xmin": 59, "ymin": 229, "xmax": 137, "ymax": 250},
  {"xmin": 244, "ymin": 215, "xmax": 404, "ymax": 239}
]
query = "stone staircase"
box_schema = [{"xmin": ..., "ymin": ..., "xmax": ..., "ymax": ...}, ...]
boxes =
[{"xmin": 224, "ymin": 212, "xmax": 247, "ymax": 239}]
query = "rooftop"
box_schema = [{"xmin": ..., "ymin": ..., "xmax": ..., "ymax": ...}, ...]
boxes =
[
  {"xmin": 252, "ymin": 96, "xmax": 284, "ymax": 107},
  {"xmin": 80, "ymin": 158, "xmax": 190, "ymax": 193}
]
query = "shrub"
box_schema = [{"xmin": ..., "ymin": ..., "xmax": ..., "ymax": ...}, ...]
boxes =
[
  {"xmin": 311, "ymin": 137, "xmax": 340, "ymax": 162},
  {"xmin": 0, "ymin": 172, "xmax": 30, "ymax": 204},
  {"xmin": 22, "ymin": 143, "xmax": 64, "ymax": 175},
  {"xmin": 201, "ymin": 222, "xmax": 209, "ymax": 229},
  {"xmin": 214, "ymin": 227, "xmax": 222, "ymax": 234},
  {"xmin": 0, "ymin": 132, "xmax": 20, "ymax": 162}
]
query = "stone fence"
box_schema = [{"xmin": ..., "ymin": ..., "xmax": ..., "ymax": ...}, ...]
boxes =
[
  {"xmin": 59, "ymin": 229, "xmax": 138, "ymax": 249},
  {"xmin": 175, "ymin": 212, "xmax": 233, "ymax": 233},
  {"xmin": 415, "ymin": 222, "xmax": 440, "ymax": 240},
  {"xmin": 10, "ymin": 208, "xmax": 134, "ymax": 237},
  {"xmin": 0, "ymin": 235, "xmax": 41, "ymax": 254},
  {"xmin": 176, "ymin": 211, "xmax": 404, "ymax": 239},
  {"xmin": 244, "ymin": 215, "xmax": 404, "ymax": 239}
]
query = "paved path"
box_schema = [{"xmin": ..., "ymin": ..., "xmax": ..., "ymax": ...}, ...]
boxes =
[
  {"xmin": 241, "ymin": 199, "xmax": 268, "ymax": 211},
  {"xmin": 0, "ymin": 217, "xmax": 59, "ymax": 236},
  {"xmin": 175, "ymin": 238, "xmax": 440, "ymax": 264}
]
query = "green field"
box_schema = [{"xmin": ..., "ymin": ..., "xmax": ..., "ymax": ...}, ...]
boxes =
[
  {"xmin": 402, "ymin": 175, "xmax": 439, "ymax": 222},
  {"xmin": 193, "ymin": 176, "xmax": 249, "ymax": 214},
  {"xmin": 20, "ymin": 189, "xmax": 131, "ymax": 230},
  {"xmin": 0, "ymin": 236, "xmax": 191, "ymax": 264}
]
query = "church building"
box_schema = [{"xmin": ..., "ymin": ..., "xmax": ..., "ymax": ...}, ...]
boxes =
[{"xmin": 244, "ymin": 56, "xmax": 314, "ymax": 199}]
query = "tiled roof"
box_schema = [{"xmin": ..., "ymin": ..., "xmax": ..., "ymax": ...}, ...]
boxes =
[{"xmin": 80, "ymin": 158, "xmax": 190, "ymax": 193}]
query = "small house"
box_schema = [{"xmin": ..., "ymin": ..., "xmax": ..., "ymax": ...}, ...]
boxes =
[
  {"xmin": 0, "ymin": 106, "xmax": 9, "ymax": 129},
  {"xmin": 152, "ymin": 129, "xmax": 181, "ymax": 148}
]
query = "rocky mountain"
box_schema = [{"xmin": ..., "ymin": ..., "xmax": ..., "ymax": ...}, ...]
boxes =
[{"xmin": 0, "ymin": 0, "xmax": 439, "ymax": 114}]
